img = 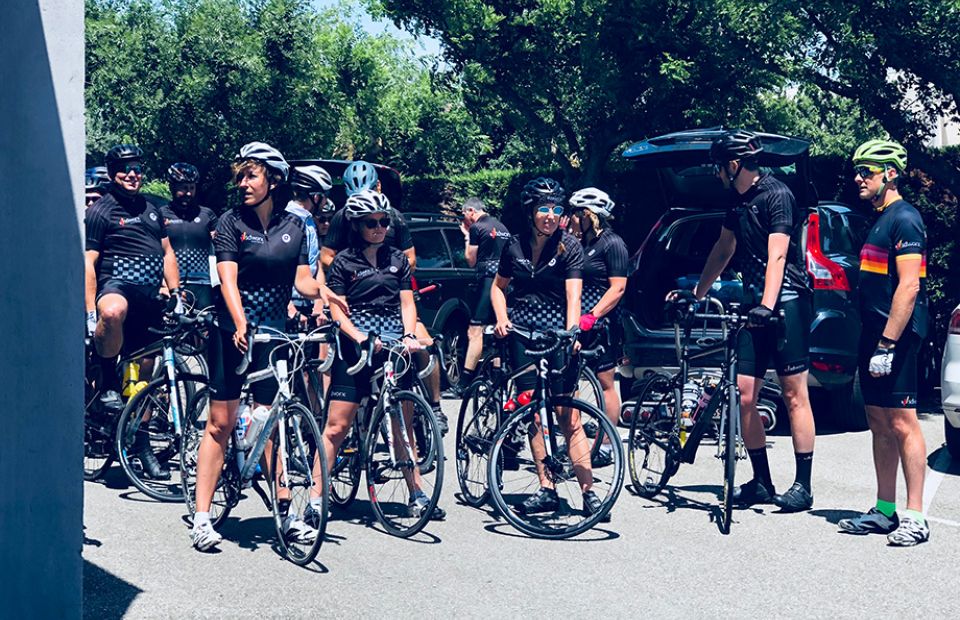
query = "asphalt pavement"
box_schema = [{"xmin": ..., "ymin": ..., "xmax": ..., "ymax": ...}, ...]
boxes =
[{"xmin": 83, "ymin": 401, "xmax": 960, "ymax": 619}]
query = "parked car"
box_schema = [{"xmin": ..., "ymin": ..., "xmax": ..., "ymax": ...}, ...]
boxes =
[
  {"xmin": 619, "ymin": 128, "xmax": 871, "ymax": 430},
  {"xmin": 940, "ymin": 303, "xmax": 960, "ymax": 458}
]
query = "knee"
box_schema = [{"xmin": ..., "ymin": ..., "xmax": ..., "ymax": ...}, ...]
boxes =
[
  {"xmin": 889, "ymin": 414, "xmax": 918, "ymax": 442},
  {"xmin": 99, "ymin": 303, "xmax": 126, "ymax": 325},
  {"xmin": 323, "ymin": 417, "xmax": 351, "ymax": 444},
  {"xmin": 782, "ymin": 386, "xmax": 810, "ymax": 413},
  {"xmin": 867, "ymin": 409, "xmax": 892, "ymax": 435},
  {"xmin": 204, "ymin": 414, "xmax": 234, "ymax": 443},
  {"xmin": 740, "ymin": 390, "xmax": 757, "ymax": 411}
]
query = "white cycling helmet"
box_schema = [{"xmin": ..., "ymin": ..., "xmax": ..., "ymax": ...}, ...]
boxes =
[
  {"xmin": 344, "ymin": 188, "xmax": 391, "ymax": 220},
  {"xmin": 237, "ymin": 141, "xmax": 289, "ymax": 182},
  {"xmin": 291, "ymin": 165, "xmax": 333, "ymax": 193},
  {"xmin": 569, "ymin": 188, "xmax": 615, "ymax": 219}
]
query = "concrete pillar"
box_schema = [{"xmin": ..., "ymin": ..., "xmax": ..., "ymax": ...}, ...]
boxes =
[{"xmin": 0, "ymin": 1, "xmax": 84, "ymax": 617}]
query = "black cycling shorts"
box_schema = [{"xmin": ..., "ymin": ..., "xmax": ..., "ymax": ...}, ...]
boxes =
[
  {"xmin": 327, "ymin": 340, "xmax": 414, "ymax": 405},
  {"xmin": 580, "ymin": 318, "xmax": 622, "ymax": 374},
  {"xmin": 470, "ymin": 277, "xmax": 495, "ymax": 326},
  {"xmin": 858, "ymin": 325, "xmax": 920, "ymax": 408},
  {"xmin": 738, "ymin": 296, "xmax": 811, "ymax": 379},
  {"xmin": 509, "ymin": 332, "xmax": 579, "ymax": 395},
  {"xmin": 96, "ymin": 280, "xmax": 165, "ymax": 355},
  {"xmin": 206, "ymin": 326, "xmax": 280, "ymax": 404},
  {"xmin": 183, "ymin": 282, "xmax": 216, "ymax": 312}
]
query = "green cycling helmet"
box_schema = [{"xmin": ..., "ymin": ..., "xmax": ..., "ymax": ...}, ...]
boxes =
[{"xmin": 852, "ymin": 139, "xmax": 908, "ymax": 171}]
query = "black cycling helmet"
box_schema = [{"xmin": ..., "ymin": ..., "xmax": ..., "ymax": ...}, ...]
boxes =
[
  {"xmin": 710, "ymin": 130, "xmax": 763, "ymax": 163},
  {"xmin": 520, "ymin": 177, "xmax": 565, "ymax": 210},
  {"xmin": 167, "ymin": 162, "xmax": 200, "ymax": 184},
  {"xmin": 85, "ymin": 166, "xmax": 111, "ymax": 191},
  {"xmin": 105, "ymin": 144, "xmax": 143, "ymax": 176},
  {"xmin": 291, "ymin": 165, "xmax": 333, "ymax": 194}
]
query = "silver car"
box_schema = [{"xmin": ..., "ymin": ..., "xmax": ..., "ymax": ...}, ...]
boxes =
[{"xmin": 940, "ymin": 303, "xmax": 960, "ymax": 458}]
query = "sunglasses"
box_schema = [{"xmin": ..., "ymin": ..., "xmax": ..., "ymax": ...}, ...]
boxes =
[
  {"xmin": 316, "ymin": 216, "xmax": 331, "ymax": 224},
  {"xmin": 854, "ymin": 165, "xmax": 884, "ymax": 179},
  {"xmin": 362, "ymin": 218, "xmax": 390, "ymax": 229},
  {"xmin": 537, "ymin": 205, "xmax": 565, "ymax": 216},
  {"xmin": 123, "ymin": 163, "xmax": 143, "ymax": 175}
]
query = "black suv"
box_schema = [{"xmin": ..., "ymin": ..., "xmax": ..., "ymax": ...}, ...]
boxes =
[{"xmin": 619, "ymin": 129, "xmax": 870, "ymax": 429}]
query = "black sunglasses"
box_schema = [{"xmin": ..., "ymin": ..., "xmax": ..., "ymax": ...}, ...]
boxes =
[
  {"xmin": 316, "ymin": 215, "xmax": 331, "ymax": 224},
  {"xmin": 362, "ymin": 218, "xmax": 390, "ymax": 229},
  {"xmin": 123, "ymin": 163, "xmax": 143, "ymax": 175}
]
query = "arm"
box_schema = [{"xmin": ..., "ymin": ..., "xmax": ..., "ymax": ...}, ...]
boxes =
[
  {"xmin": 400, "ymin": 290, "xmax": 419, "ymax": 336},
  {"xmin": 404, "ymin": 248, "xmax": 417, "ymax": 272},
  {"xmin": 161, "ymin": 237, "xmax": 181, "ymax": 291},
  {"xmin": 217, "ymin": 261, "xmax": 247, "ymax": 348},
  {"xmin": 759, "ymin": 233, "xmax": 790, "ymax": 309},
  {"xmin": 465, "ymin": 244, "xmax": 478, "ymax": 268},
  {"xmin": 694, "ymin": 227, "xmax": 736, "ymax": 299},
  {"xmin": 882, "ymin": 258, "xmax": 923, "ymax": 342},
  {"xmin": 591, "ymin": 277, "xmax": 627, "ymax": 318},
  {"xmin": 491, "ymin": 275, "xmax": 511, "ymax": 337},
  {"xmin": 294, "ymin": 264, "xmax": 322, "ymax": 299},
  {"xmin": 565, "ymin": 279, "xmax": 583, "ymax": 330},
  {"xmin": 320, "ymin": 246, "xmax": 336, "ymax": 271},
  {"xmin": 84, "ymin": 250, "xmax": 100, "ymax": 313},
  {"xmin": 330, "ymin": 300, "xmax": 365, "ymax": 344}
]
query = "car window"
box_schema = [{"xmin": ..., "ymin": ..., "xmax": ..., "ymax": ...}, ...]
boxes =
[
  {"xmin": 442, "ymin": 229, "xmax": 470, "ymax": 268},
  {"xmin": 412, "ymin": 228, "xmax": 452, "ymax": 269},
  {"xmin": 818, "ymin": 208, "xmax": 869, "ymax": 254},
  {"xmin": 662, "ymin": 215, "xmax": 724, "ymax": 260}
]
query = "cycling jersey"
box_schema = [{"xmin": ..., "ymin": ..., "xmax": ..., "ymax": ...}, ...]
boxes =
[
  {"xmin": 468, "ymin": 214, "xmax": 511, "ymax": 276},
  {"xmin": 213, "ymin": 207, "xmax": 308, "ymax": 331},
  {"xmin": 85, "ymin": 189, "xmax": 167, "ymax": 289},
  {"xmin": 327, "ymin": 245, "xmax": 412, "ymax": 337},
  {"xmin": 159, "ymin": 202, "xmax": 217, "ymax": 285},
  {"xmin": 498, "ymin": 230, "xmax": 584, "ymax": 330},
  {"xmin": 858, "ymin": 200, "xmax": 928, "ymax": 338},
  {"xmin": 722, "ymin": 174, "xmax": 810, "ymax": 304},
  {"xmin": 322, "ymin": 208, "xmax": 413, "ymax": 254},
  {"xmin": 285, "ymin": 202, "xmax": 320, "ymax": 311},
  {"xmin": 581, "ymin": 229, "xmax": 629, "ymax": 315}
]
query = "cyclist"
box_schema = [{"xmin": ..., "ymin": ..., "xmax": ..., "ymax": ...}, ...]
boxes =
[
  {"xmin": 159, "ymin": 162, "xmax": 218, "ymax": 311},
  {"xmin": 319, "ymin": 161, "xmax": 447, "ymax": 434},
  {"xmin": 323, "ymin": 189, "xmax": 446, "ymax": 520},
  {"xmin": 85, "ymin": 166, "xmax": 111, "ymax": 208},
  {"xmin": 315, "ymin": 194, "xmax": 336, "ymax": 247},
  {"xmin": 286, "ymin": 164, "xmax": 333, "ymax": 324},
  {"xmin": 490, "ymin": 177, "xmax": 608, "ymax": 520},
  {"xmin": 444, "ymin": 197, "xmax": 511, "ymax": 398},
  {"xmin": 837, "ymin": 139, "xmax": 930, "ymax": 546},
  {"xmin": 84, "ymin": 144, "xmax": 182, "ymax": 480},
  {"xmin": 567, "ymin": 188, "xmax": 628, "ymax": 467},
  {"xmin": 191, "ymin": 142, "xmax": 326, "ymax": 551},
  {"xmin": 682, "ymin": 130, "xmax": 816, "ymax": 512}
]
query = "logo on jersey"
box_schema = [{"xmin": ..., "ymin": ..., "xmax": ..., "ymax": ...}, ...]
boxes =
[
  {"xmin": 588, "ymin": 249, "xmax": 596, "ymax": 256},
  {"xmin": 389, "ymin": 266, "xmax": 398, "ymax": 273},
  {"xmin": 119, "ymin": 216, "xmax": 142, "ymax": 226},
  {"xmin": 281, "ymin": 233, "xmax": 291, "ymax": 243},
  {"xmin": 194, "ymin": 217, "xmax": 202, "ymax": 223},
  {"xmin": 352, "ymin": 267, "xmax": 378, "ymax": 281},
  {"xmin": 895, "ymin": 240, "xmax": 922, "ymax": 250},
  {"xmin": 547, "ymin": 257, "xmax": 558, "ymax": 267},
  {"xmin": 149, "ymin": 212, "xmax": 158, "ymax": 221},
  {"xmin": 240, "ymin": 231, "xmax": 265, "ymax": 245}
]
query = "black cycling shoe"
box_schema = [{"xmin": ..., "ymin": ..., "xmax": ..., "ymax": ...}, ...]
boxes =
[
  {"xmin": 441, "ymin": 384, "xmax": 464, "ymax": 399},
  {"xmin": 773, "ymin": 482, "xmax": 813, "ymax": 513},
  {"xmin": 133, "ymin": 430, "xmax": 170, "ymax": 481},
  {"xmin": 99, "ymin": 390, "xmax": 124, "ymax": 415},
  {"xmin": 517, "ymin": 487, "xmax": 559, "ymax": 515},
  {"xmin": 582, "ymin": 490, "xmax": 611, "ymax": 523},
  {"xmin": 732, "ymin": 478, "xmax": 776, "ymax": 506},
  {"xmin": 591, "ymin": 448, "xmax": 615, "ymax": 468},
  {"xmin": 433, "ymin": 406, "xmax": 449, "ymax": 436}
]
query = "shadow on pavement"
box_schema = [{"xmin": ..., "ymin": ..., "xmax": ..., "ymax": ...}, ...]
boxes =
[
  {"xmin": 482, "ymin": 521, "xmax": 620, "ymax": 542},
  {"xmin": 928, "ymin": 446, "xmax": 959, "ymax": 475},
  {"xmin": 808, "ymin": 508, "xmax": 862, "ymax": 526},
  {"xmin": 83, "ymin": 559, "xmax": 142, "ymax": 620}
]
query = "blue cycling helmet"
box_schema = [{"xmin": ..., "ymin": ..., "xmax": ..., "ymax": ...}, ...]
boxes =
[{"xmin": 342, "ymin": 160, "xmax": 379, "ymax": 196}]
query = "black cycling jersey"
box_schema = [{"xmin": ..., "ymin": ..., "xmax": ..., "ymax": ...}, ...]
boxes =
[
  {"xmin": 85, "ymin": 189, "xmax": 167, "ymax": 289},
  {"xmin": 581, "ymin": 229, "xmax": 629, "ymax": 314},
  {"xmin": 722, "ymin": 174, "xmax": 810, "ymax": 304},
  {"xmin": 213, "ymin": 207, "xmax": 308, "ymax": 330},
  {"xmin": 327, "ymin": 245, "xmax": 412, "ymax": 337},
  {"xmin": 159, "ymin": 202, "xmax": 217, "ymax": 285},
  {"xmin": 858, "ymin": 199, "xmax": 928, "ymax": 338},
  {"xmin": 322, "ymin": 208, "xmax": 414, "ymax": 254},
  {"xmin": 468, "ymin": 214, "xmax": 511, "ymax": 276},
  {"xmin": 498, "ymin": 230, "xmax": 584, "ymax": 329}
]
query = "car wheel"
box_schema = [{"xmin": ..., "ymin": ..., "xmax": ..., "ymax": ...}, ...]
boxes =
[
  {"xmin": 441, "ymin": 318, "xmax": 467, "ymax": 389},
  {"xmin": 825, "ymin": 373, "xmax": 868, "ymax": 432},
  {"xmin": 946, "ymin": 418, "xmax": 960, "ymax": 460}
]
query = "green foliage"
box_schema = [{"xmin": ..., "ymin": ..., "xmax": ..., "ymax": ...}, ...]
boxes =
[{"xmin": 140, "ymin": 179, "xmax": 172, "ymax": 200}]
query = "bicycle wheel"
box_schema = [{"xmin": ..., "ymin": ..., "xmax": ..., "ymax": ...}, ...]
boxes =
[
  {"xmin": 116, "ymin": 373, "xmax": 206, "ymax": 501},
  {"xmin": 366, "ymin": 390, "xmax": 444, "ymax": 537},
  {"xmin": 269, "ymin": 401, "xmax": 329, "ymax": 566},
  {"xmin": 180, "ymin": 387, "xmax": 237, "ymax": 528},
  {"xmin": 488, "ymin": 397, "xmax": 624, "ymax": 539},
  {"xmin": 627, "ymin": 373, "xmax": 681, "ymax": 498},
  {"xmin": 411, "ymin": 376, "xmax": 440, "ymax": 474},
  {"xmin": 84, "ymin": 359, "xmax": 115, "ymax": 480},
  {"xmin": 330, "ymin": 417, "xmax": 362, "ymax": 507},
  {"xmin": 455, "ymin": 379, "xmax": 501, "ymax": 507},
  {"xmin": 718, "ymin": 388, "xmax": 738, "ymax": 535}
]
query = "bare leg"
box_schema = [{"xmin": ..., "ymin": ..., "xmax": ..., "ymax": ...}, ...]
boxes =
[{"xmin": 194, "ymin": 399, "xmax": 239, "ymax": 513}]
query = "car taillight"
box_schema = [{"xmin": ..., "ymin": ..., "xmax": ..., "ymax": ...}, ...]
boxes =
[
  {"xmin": 950, "ymin": 309, "xmax": 960, "ymax": 335},
  {"xmin": 806, "ymin": 212, "xmax": 850, "ymax": 291}
]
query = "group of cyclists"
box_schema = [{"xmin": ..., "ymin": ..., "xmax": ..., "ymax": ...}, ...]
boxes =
[{"xmin": 83, "ymin": 129, "xmax": 932, "ymax": 552}]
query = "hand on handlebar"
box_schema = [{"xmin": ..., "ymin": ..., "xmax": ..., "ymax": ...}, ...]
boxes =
[
  {"xmin": 494, "ymin": 319, "xmax": 512, "ymax": 339},
  {"xmin": 747, "ymin": 304, "xmax": 774, "ymax": 327},
  {"xmin": 665, "ymin": 288, "xmax": 698, "ymax": 304},
  {"xmin": 86, "ymin": 311, "xmax": 98, "ymax": 338},
  {"xmin": 403, "ymin": 335, "xmax": 424, "ymax": 353},
  {"xmin": 233, "ymin": 322, "xmax": 249, "ymax": 353},
  {"xmin": 358, "ymin": 333, "xmax": 383, "ymax": 354}
]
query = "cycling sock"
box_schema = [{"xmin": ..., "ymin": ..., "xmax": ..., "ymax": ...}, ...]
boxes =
[
  {"xmin": 99, "ymin": 354, "xmax": 121, "ymax": 392},
  {"xmin": 903, "ymin": 509, "xmax": 925, "ymax": 523},
  {"xmin": 194, "ymin": 511, "xmax": 210, "ymax": 528},
  {"xmin": 461, "ymin": 368, "xmax": 476, "ymax": 386},
  {"xmin": 278, "ymin": 499, "xmax": 291, "ymax": 518},
  {"xmin": 794, "ymin": 451, "xmax": 813, "ymax": 491},
  {"xmin": 746, "ymin": 447, "xmax": 773, "ymax": 487},
  {"xmin": 875, "ymin": 499, "xmax": 897, "ymax": 518}
]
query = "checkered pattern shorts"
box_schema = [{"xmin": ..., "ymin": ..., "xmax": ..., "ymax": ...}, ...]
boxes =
[
  {"xmin": 582, "ymin": 285, "xmax": 605, "ymax": 314},
  {"xmin": 349, "ymin": 310, "xmax": 404, "ymax": 340},
  {"xmin": 108, "ymin": 254, "xmax": 164, "ymax": 287},
  {"xmin": 508, "ymin": 298, "xmax": 566, "ymax": 331},
  {"xmin": 175, "ymin": 247, "xmax": 210, "ymax": 284},
  {"xmin": 240, "ymin": 284, "xmax": 290, "ymax": 326}
]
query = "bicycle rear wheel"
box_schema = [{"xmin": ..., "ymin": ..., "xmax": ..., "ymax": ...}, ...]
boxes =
[
  {"xmin": 627, "ymin": 373, "xmax": 679, "ymax": 498},
  {"xmin": 488, "ymin": 397, "xmax": 624, "ymax": 539},
  {"xmin": 366, "ymin": 390, "xmax": 444, "ymax": 537},
  {"xmin": 269, "ymin": 401, "xmax": 329, "ymax": 566},
  {"xmin": 180, "ymin": 387, "xmax": 237, "ymax": 528},
  {"xmin": 84, "ymin": 361, "xmax": 115, "ymax": 480},
  {"xmin": 329, "ymin": 418, "xmax": 362, "ymax": 507},
  {"xmin": 455, "ymin": 379, "xmax": 501, "ymax": 507}
]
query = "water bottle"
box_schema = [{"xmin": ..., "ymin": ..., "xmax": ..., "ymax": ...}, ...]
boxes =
[
  {"xmin": 235, "ymin": 402, "xmax": 253, "ymax": 449},
  {"xmin": 680, "ymin": 381, "xmax": 699, "ymax": 428},
  {"xmin": 245, "ymin": 405, "xmax": 271, "ymax": 448},
  {"xmin": 503, "ymin": 390, "xmax": 533, "ymax": 413}
]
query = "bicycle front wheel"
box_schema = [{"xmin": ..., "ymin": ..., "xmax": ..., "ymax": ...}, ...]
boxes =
[
  {"xmin": 627, "ymin": 373, "xmax": 680, "ymax": 498},
  {"xmin": 455, "ymin": 379, "xmax": 501, "ymax": 507},
  {"xmin": 718, "ymin": 388, "xmax": 739, "ymax": 535},
  {"xmin": 269, "ymin": 401, "xmax": 329, "ymax": 566}
]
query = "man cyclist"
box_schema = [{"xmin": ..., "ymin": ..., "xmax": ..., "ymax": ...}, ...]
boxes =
[
  {"xmin": 85, "ymin": 144, "xmax": 182, "ymax": 480},
  {"xmin": 85, "ymin": 166, "xmax": 111, "ymax": 208},
  {"xmin": 444, "ymin": 197, "xmax": 511, "ymax": 398},
  {"xmin": 678, "ymin": 130, "xmax": 816, "ymax": 512},
  {"xmin": 837, "ymin": 139, "xmax": 930, "ymax": 546},
  {"xmin": 159, "ymin": 162, "xmax": 218, "ymax": 311},
  {"xmin": 286, "ymin": 164, "xmax": 333, "ymax": 324}
]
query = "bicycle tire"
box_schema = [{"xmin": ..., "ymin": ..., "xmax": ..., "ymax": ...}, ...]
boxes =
[
  {"xmin": 269, "ymin": 401, "xmax": 329, "ymax": 566},
  {"xmin": 84, "ymin": 360, "xmax": 115, "ymax": 480},
  {"xmin": 366, "ymin": 390, "xmax": 444, "ymax": 537},
  {"xmin": 329, "ymin": 417, "xmax": 362, "ymax": 507},
  {"xmin": 719, "ymin": 388, "xmax": 738, "ymax": 535},
  {"xmin": 488, "ymin": 396, "xmax": 624, "ymax": 539},
  {"xmin": 455, "ymin": 379, "xmax": 501, "ymax": 507},
  {"xmin": 179, "ymin": 387, "xmax": 238, "ymax": 528},
  {"xmin": 116, "ymin": 373, "xmax": 206, "ymax": 501},
  {"xmin": 627, "ymin": 373, "xmax": 679, "ymax": 498}
]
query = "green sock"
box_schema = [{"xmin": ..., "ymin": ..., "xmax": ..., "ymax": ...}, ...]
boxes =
[
  {"xmin": 903, "ymin": 509, "xmax": 925, "ymax": 524},
  {"xmin": 875, "ymin": 499, "xmax": 897, "ymax": 518}
]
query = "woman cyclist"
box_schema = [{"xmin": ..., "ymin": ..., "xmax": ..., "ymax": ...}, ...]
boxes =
[
  {"xmin": 191, "ymin": 142, "xmax": 325, "ymax": 551},
  {"xmin": 490, "ymin": 177, "xmax": 606, "ymax": 519},
  {"xmin": 322, "ymin": 189, "xmax": 445, "ymax": 520},
  {"xmin": 567, "ymin": 188, "xmax": 628, "ymax": 467},
  {"xmin": 286, "ymin": 164, "xmax": 333, "ymax": 325}
]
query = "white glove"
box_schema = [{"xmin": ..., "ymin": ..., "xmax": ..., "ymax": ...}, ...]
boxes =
[
  {"xmin": 86, "ymin": 311, "xmax": 97, "ymax": 337},
  {"xmin": 868, "ymin": 345, "xmax": 894, "ymax": 377}
]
